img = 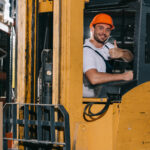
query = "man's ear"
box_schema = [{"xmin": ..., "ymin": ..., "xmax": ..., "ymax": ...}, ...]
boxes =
[{"xmin": 91, "ymin": 26, "xmax": 95, "ymax": 32}]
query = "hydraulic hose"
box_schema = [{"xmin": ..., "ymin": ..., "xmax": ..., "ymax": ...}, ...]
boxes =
[{"xmin": 83, "ymin": 97, "xmax": 112, "ymax": 121}]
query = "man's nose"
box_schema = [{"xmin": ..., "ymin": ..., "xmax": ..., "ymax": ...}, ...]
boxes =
[
  {"xmin": 103, "ymin": 29, "xmax": 108, "ymax": 34},
  {"xmin": 101, "ymin": 28, "xmax": 107, "ymax": 35}
]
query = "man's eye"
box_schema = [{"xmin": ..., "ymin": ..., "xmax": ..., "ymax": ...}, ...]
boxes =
[
  {"xmin": 99, "ymin": 26, "xmax": 104, "ymax": 30},
  {"xmin": 106, "ymin": 29, "xmax": 111, "ymax": 32}
]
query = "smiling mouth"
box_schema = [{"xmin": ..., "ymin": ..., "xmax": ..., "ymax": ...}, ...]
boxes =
[
  {"xmin": 94, "ymin": 33, "xmax": 108, "ymax": 44},
  {"xmin": 98, "ymin": 33, "xmax": 106, "ymax": 38},
  {"xmin": 100, "ymin": 36, "xmax": 107, "ymax": 41}
]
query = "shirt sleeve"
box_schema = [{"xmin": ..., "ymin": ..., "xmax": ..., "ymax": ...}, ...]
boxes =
[{"xmin": 83, "ymin": 48, "xmax": 97, "ymax": 73}]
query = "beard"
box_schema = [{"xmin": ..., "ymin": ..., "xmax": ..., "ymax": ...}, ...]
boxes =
[{"xmin": 94, "ymin": 32, "xmax": 108, "ymax": 44}]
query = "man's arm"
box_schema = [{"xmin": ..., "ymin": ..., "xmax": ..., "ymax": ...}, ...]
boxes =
[
  {"xmin": 109, "ymin": 40, "xmax": 134, "ymax": 62},
  {"xmin": 121, "ymin": 49, "xmax": 134, "ymax": 62},
  {"xmin": 109, "ymin": 48, "xmax": 134, "ymax": 62},
  {"xmin": 85, "ymin": 69, "xmax": 133, "ymax": 85}
]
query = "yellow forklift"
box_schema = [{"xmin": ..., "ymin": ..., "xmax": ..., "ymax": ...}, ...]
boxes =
[{"xmin": 2, "ymin": 0, "xmax": 150, "ymax": 150}]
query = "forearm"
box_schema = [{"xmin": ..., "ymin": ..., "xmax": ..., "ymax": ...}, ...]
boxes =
[
  {"xmin": 120, "ymin": 49, "xmax": 134, "ymax": 62},
  {"xmin": 86, "ymin": 70, "xmax": 125, "ymax": 85},
  {"xmin": 109, "ymin": 48, "xmax": 134, "ymax": 62}
]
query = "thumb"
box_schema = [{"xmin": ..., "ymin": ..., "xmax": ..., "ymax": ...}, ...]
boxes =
[{"xmin": 114, "ymin": 40, "xmax": 118, "ymax": 48}]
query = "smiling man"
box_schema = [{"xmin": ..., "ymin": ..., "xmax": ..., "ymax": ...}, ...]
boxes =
[{"xmin": 83, "ymin": 13, "xmax": 134, "ymax": 97}]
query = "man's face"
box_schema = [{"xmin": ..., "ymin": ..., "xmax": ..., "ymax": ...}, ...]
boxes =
[{"xmin": 92, "ymin": 23, "xmax": 111, "ymax": 44}]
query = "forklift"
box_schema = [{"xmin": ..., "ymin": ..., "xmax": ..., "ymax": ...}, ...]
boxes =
[{"xmin": 2, "ymin": 0, "xmax": 150, "ymax": 149}]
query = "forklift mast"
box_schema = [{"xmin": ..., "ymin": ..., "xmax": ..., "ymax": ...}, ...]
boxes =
[{"xmin": 2, "ymin": 0, "xmax": 150, "ymax": 150}]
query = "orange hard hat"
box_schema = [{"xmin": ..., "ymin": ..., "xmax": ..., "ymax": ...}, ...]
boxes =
[{"xmin": 90, "ymin": 13, "xmax": 115, "ymax": 30}]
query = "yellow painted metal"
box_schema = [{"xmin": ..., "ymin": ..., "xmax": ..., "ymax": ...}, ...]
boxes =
[
  {"xmin": 60, "ymin": 0, "xmax": 85, "ymax": 148},
  {"xmin": 25, "ymin": 0, "xmax": 37, "ymax": 104},
  {"xmin": 25, "ymin": 0, "xmax": 32, "ymax": 103},
  {"xmin": 17, "ymin": 0, "xmax": 26, "ymax": 104},
  {"xmin": 18, "ymin": 0, "xmax": 33, "ymax": 148},
  {"xmin": 16, "ymin": 0, "xmax": 150, "ymax": 149},
  {"xmin": 34, "ymin": 0, "xmax": 37, "ymax": 103},
  {"xmin": 17, "ymin": 1, "xmax": 26, "ymax": 147},
  {"xmin": 38, "ymin": 0, "xmax": 53, "ymax": 13},
  {"xmin": 59, "ymin": 0, "xmax": 120, "ymax": 149},
  {"xmin": 59, "ymin": 0, "xmax": 122, "ymax": 149},
  {"xmin": 74, "ymin": 104, "xmax": 116, "ymax": 150},
  {"xmin": 72, "ymin": 101, "xmax": 120, "ymax": 150},
  {"xmin": 59, "ymin": 0, "xmax": 150, "ymax": 149},
  {"xmin": 52, "ymin": 0, "xmax": 60, "ymax": 105},
  {"xmin": 116, "ymin": 81, "xmax": 150, "ymax": 150},
  {"xmin": 17, "ymin": 0, "xmax": 37, "ymax": 149}
]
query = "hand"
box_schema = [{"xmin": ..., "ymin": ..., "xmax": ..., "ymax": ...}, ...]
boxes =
[
  {"xmin": 122, "ymin": 71, "xmax": 133, "ymax": 81},
  {"xmin": 109, "ymin": 40, "xmax": 123, "ymax": 59}
]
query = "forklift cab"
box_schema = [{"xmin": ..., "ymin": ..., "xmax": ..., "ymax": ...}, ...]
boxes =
[{"xmin": 83, "ymin": 0, "xmax": 150, "ymax": 100}]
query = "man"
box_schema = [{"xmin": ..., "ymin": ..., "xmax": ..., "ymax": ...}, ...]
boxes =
[{"xmin": 83, "ymin": 13, "xmax": 134, "ymax": 97}]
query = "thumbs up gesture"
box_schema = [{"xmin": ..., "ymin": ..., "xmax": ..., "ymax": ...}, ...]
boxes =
[
  {"xmin": 109, "ymin": 40, "xmax": 123, "ymax": 59},
  {"xmin": 114, "ymin": 40, "xmax": 118, "ymax": 48}
]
